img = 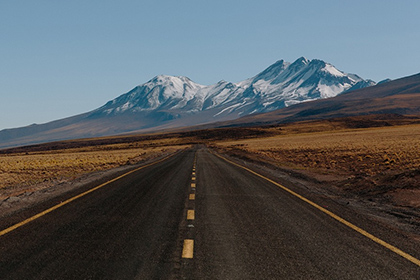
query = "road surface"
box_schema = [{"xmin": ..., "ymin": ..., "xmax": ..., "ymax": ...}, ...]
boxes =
[{"xmin": 0, "ymin": 147, "xmax": 419, "ymax": 279}]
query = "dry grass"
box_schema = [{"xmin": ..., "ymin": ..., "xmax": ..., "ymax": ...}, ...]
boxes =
[
  {"xmin": 2, "ymin": 116, "xmax": 419, "ymax": 207},
  {"xmin": 216, "ymin": 124, "xmax": 420, "ymax": 178},
  {"xmin": 0, "ymin": 140, "xmax": 189, "ymax": 198},
  {"xmin": 214, "ymin": 123, "xmax": 420, "ymax": 208}
]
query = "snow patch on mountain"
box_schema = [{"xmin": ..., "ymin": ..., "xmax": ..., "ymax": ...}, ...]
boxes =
[
  {"xmin": 95, "ymin": 57, "xmax": 376, "ymax": 122},
  {"xmin": 322, "ymin": 64, "xmax": 345, "ymax": 77}
]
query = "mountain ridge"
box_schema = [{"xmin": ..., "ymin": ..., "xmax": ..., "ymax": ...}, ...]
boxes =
[
  {"xmin": 214, "ymin": 72, "xmax": 420, "ymax": 127},
  {"xmin": 0, "ymin": 57, "xmax": 376, "ymax": 148},
  {"xmin": 94, "ymin": 57, "xmax": 373, "ymax": 117}
]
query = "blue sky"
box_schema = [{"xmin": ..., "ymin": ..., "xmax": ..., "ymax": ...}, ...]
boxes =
[{"xmin": 1, "ymin": 0, "xmax": 419, "ymax": 130}]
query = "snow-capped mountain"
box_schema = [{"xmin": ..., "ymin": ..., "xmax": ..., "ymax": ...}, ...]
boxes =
[
  {"xmin": 95, "ymin": 57, "xmax": 374, "ymax": 121},
  {"xmin": 0, "ymin": 57, "xmax": 376, "ymax": 148}
]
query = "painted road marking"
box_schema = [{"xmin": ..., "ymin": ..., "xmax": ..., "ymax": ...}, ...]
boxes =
[
  {"xmin": 0, "ymin": 153, "xmax": 178, "ymax": 238},
  {"xmin": 189, "ymin": 194, "xmax": 195, "ymax": 200},
  {"xmin": 182, "ymin": 239, "xmax": 194, "ymax": 259},
  {"xmin": 192, "ymin": 172, "xmax": 196, "ymax": 176},
  {"xmin": 191, "ymin": 177, "xmax": 196, "ymax": 181},
  {"xmin": 212, "ymin": 151, "xmax": 420, "ymax": 267},
  {"xmin": 191, "ymin": 183, "xmax": 196, "ymax": 188},
  {"xmin": 187, "ymin": 210, "xmax": 195, "ymax": 220}
]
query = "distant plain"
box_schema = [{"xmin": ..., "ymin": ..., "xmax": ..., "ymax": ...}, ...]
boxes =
[{"xmin": 1, "ymin": 114, "xmax": 419, "ymax": 238}]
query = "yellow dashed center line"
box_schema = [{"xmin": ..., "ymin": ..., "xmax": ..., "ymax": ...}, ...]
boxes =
[
  {"xmin": 181, "ymin": 154, "xmax": 197, "ymax": 260},
  {"xmin": 182, "ymin": 239, "xmax": 194, "ymax": 259},
  {"xmin": 187, "ymin": 210, "xmax": 195, "ymax": 220}
]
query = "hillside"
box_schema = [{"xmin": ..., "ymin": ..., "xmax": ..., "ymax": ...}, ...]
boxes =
[
  {"xmin": 216, "ymin": 73, "xmax": 420, "ymax": 127},
  {"xmin": 0, "ymin": 57, "xmax": 374, "ymax": 148}
]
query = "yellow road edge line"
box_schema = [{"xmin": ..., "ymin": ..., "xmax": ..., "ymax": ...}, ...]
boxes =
[
  {"xmin": 189, "ymin": 194, "xmax": 195, "ymax": 200},
  {"xmin": 187, "ymin": 209, "xmax": 195, "ymax": 220},
  {"xmin": 182, "ymin": 239, "xmax": 194, "ymax": 258},
  {"xmin": 212, "ymin": 151, "xmax": 420, "ymax": 267},
  {"xmin": 0, "ymin": 152, "xmax": 178, "ymax": 238}
]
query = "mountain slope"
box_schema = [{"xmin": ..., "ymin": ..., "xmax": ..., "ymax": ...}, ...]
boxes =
[
  {"xmin": 94, "ymin": 57, "xmax": 371, "ymax": 119},
  {"xmin": 0, "ymin": 57, "xmax": 375, "ymax": 148},
  {"xmin": 217, "ymin": 72, "xmax": 420, "ymax": 127}
]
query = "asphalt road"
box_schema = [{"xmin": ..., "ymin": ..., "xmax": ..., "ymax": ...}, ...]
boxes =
[{"xmin": 0, "ymin": 147, "xmax": 419, "ymax": 279}]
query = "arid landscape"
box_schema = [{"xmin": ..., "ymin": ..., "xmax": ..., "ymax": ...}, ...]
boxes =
[
  {"xmin": 0, "ymin": 137, "xmax": 191, "ymax": 200},
  {"xmin": 3, "ymin": 2, "xmax": 420, "ymax": 277},
  {"xmin": 1, "ymin": 114, "xmax": 419, "ymax": 238},
  {"xmin": 2, "ymin": 115, "xmax": 419, "ymax": 210},
  {"xmin": 214, "ymin": 116, "xmax": 420, "ymax": 207},
  {"xmin": 202, "ymin": 115, "xmax": 420, "ymax": 238},
  {"xmin": 1, "ymin": 114, "xmax": 420, "ymax": 277},
  {"xmin": 0, "ymin": 126, "xmax": 269, "ymax": 202}
]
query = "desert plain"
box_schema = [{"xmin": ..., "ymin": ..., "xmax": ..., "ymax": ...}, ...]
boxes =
[{"xmin": 1, "ymin": 115, "xmax": 419, "ymax": 238}]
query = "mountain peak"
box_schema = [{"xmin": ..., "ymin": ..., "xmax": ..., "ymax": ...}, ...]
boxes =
[
  {"xmin": 252, "ymin": 59, "xmax": 289, "ymax": 82},
  {"xmin": 294, "ymin": 56, "xmax": 310, "ymax": 65},
  {"xmin": 272, "ymin": 59, "xmax": 287, "ymax": 66},
  {"xmin": 287, "ymin": 57, "xmax": 310, "ymax": 73},
  {"xmin": 148, "ymin": 75, "xmax": 193, "ymax": 84},
  {"xmin": 0, "ymin": 57, "xmax": 378, "ymax": 147},
  {"xmin": 104, "ymin": 57, "xmax": 375, "ymax": 116},
  {"xmin": 144, "ymin": 75, "xmax": 203, "ymax": 95}
]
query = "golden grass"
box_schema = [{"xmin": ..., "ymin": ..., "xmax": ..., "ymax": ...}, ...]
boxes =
[
  {"xmin": 2, "ymin": 118, "xmax": 419, "ymax": 202},
  {"xmin": 0, "ymin": 141, "xmax": 189, "ymax": 197},
  {"xmin": 216, "ymin": 124, "xmax": 420, "ymax": 177}
]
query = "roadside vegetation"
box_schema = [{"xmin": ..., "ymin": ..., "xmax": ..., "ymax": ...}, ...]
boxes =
[
  {"xmin": 212, "ymin": 118, "xmax": 420, "ymax": 208},
  {"xmin": 216, "ymin": 124, "xmax": 420, "ymax": 177},
  {"xmin": 0, "ymin": 138, "xmax": 190, "ymax": 199},
  {"xmin": 1, "ymin": 114, "xmax": 419, "ymax": 209}
]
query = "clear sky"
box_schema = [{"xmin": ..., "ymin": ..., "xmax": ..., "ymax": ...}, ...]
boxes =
[{"xmin": 1, "ymin": 0, "xmax": 419, "ymax": 130}]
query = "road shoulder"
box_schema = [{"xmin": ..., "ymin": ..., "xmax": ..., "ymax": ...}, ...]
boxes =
[{"xmin": 208, "ymin": 146, "xmax": 420, "ymax": 262}]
